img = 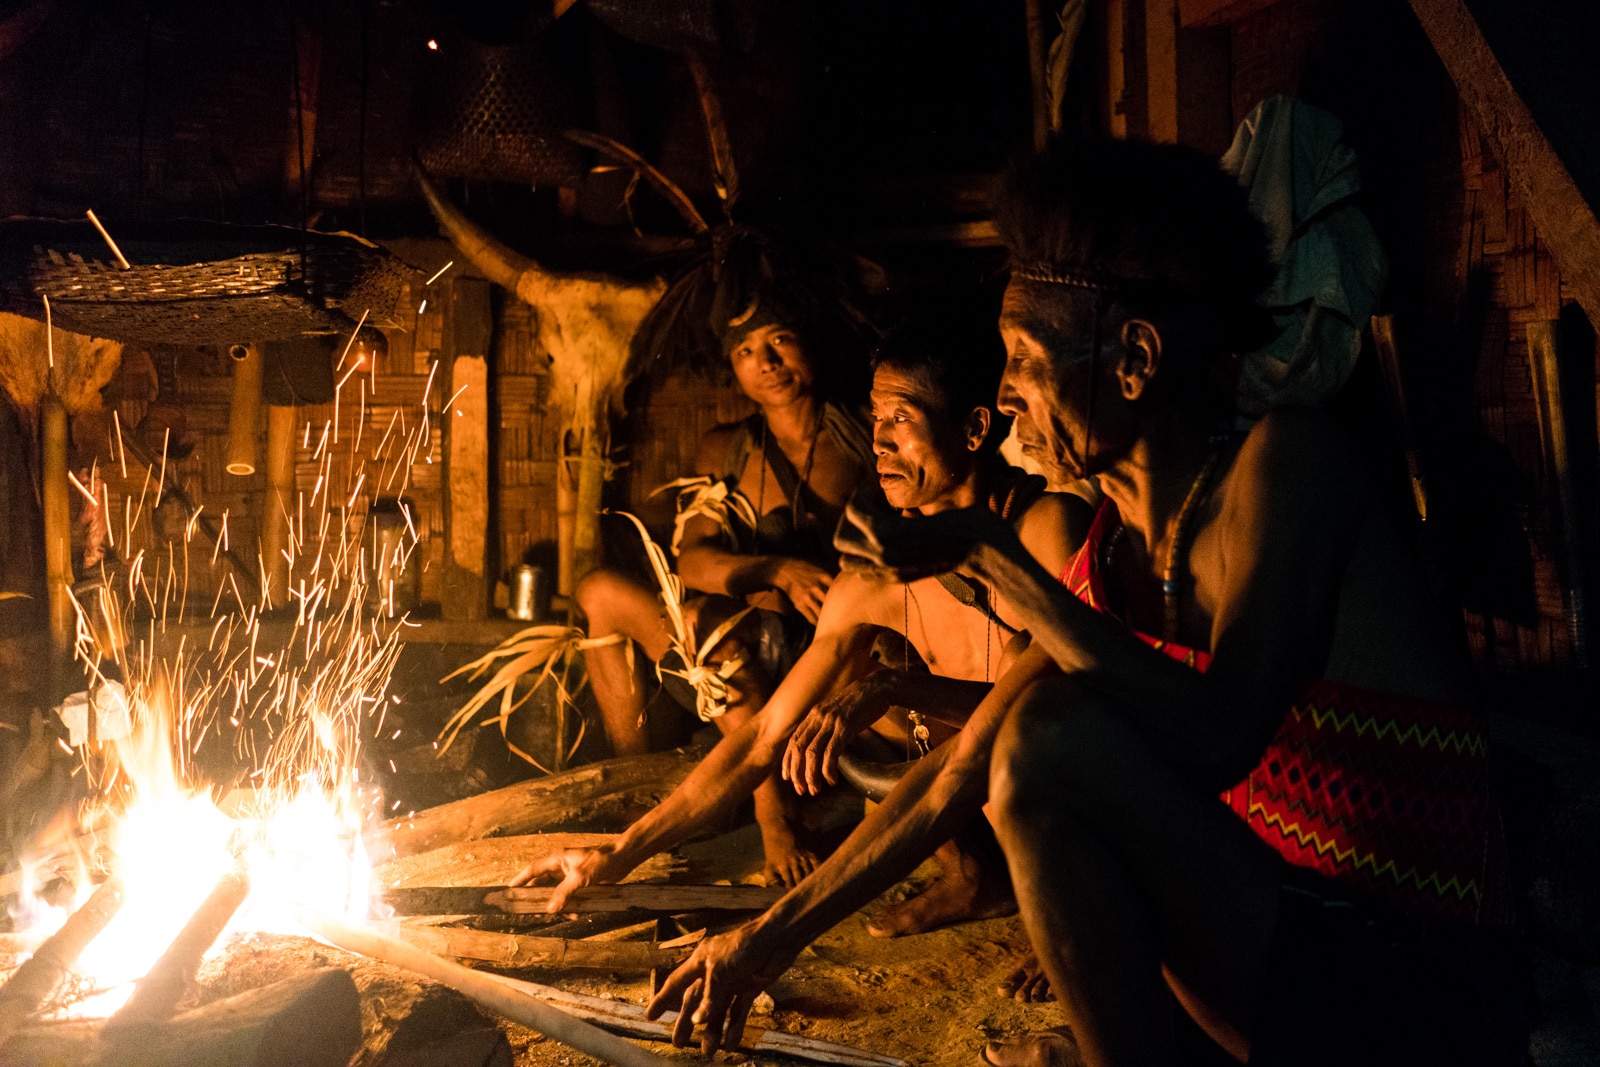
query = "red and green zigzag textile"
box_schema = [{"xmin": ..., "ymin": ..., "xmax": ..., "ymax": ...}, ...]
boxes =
[{"xmin": 1059, "ymin": 501, "xmax": 1512, "ymax": 928}]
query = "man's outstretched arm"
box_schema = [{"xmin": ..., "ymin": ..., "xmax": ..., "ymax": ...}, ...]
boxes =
[
  {"xmin": 645, "ymin": 643, "xmax": 1059, "ymax": 1053},
  {"xmin": 511, "ymin": 581, "xmax": 882, "ymax": 906}
]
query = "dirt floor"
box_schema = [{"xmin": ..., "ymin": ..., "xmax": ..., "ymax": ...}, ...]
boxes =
[
  {"xmin": 499, "ymin": 828, "xmax": 1065, "ymax": 1067},
  {"xmin": 371, "ymin": 820, "xmax": 1064, "ymax": 1067}
]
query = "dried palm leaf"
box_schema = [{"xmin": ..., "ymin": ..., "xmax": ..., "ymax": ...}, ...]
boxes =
[
  {"xmin": 650, "ymin": 475, "xmax": 758, "ymax": 556},
  {"xmin": 608, "ymin": 510, "xmax": 753, "ymax": 722},
  {"xmin": 436, "ymin": 625, "xmax": 626, "ymax": 771},
  {"xmin": 0, "ymin": 311, "xmax": 122, "ymax": 426}
]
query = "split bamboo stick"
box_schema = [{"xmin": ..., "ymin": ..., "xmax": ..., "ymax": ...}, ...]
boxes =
[
  {"xmin": 0, "ymin": 877, "xmax": 124, "ymax": 1045},
  {"xmin": 380, "ymin": 883, "xmax": 785, "ymax": 916},
  {"xmin": 481, "ymin": 972, "xmax": 914, "ymax": 1067},
  {"xmin": 300, "ymin": 913, "xmax": 670, "ymax": 1067}
]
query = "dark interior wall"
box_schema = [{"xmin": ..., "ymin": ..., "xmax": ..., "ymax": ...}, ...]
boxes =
[{"xmin": 1223, "ymin": 0, "xmax": 1598, "ymax": 722}]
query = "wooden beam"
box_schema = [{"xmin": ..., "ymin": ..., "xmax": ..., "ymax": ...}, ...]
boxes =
[
  {"xmin": 1408, "ymin": 0, "xmax": 1600, "ymax": 323},
  {"xmin": 1178, "ymin": 0, "xmax": 1277, "ymax": 28}
]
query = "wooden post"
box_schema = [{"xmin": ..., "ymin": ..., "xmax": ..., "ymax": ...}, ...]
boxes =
[
  {"xmin": 1024, "ymin": 0, "xmax": 1051, "ymax": 150},
  {"xmin": 40, "ymin": 394, "xmax": 71, "ymax": 667},
  {"xmin": 285, "ymin": 20, "xmax": 322, "ymax": 200},
  {"xmin": 261, "ymin": 405, "xmax": 297, "ymax": 605},
  {"xmin": 1144, "ymin": 0, "xmax": 1178, "ymax": 143},
  {"xmin": 1101, "ymin": 0, "xmax": 1128, "ymax": 137},
  {"xmin": 1528, "ymin": 321, "xmax": 1591, "ymax": 671},
  {"xmin": 225, "ymin": 344, "xmax": 263, "ymax": 477},
  {"xmin": 444, "ymin": 279, "xmax": 492, "ymax": 620},
  {"xmin": 572, "ymin": 422, "xmax": 605, "ymax": 593}
]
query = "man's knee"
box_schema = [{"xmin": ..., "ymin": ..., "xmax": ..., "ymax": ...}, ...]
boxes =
[
  {"xmin": 989, "ymin": 677, "xmax": 1123, "ymax": 827},
  {"xmin": 575, "ymin": 568, "xmax": 644, "ymax": 631}
]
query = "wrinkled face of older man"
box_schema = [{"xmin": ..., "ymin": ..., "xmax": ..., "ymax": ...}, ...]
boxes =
[{"xmin": 996, "ymin": 280, "xmax": 1139, "ymax": 482}]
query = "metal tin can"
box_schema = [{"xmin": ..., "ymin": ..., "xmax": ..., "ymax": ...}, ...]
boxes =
[{"xmin": 508, "ymin": 564, "xmax": 550, "ymax": 622}]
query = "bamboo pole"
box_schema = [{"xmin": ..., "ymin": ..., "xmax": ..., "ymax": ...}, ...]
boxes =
[
  {"xmin": 1024, "ymin": 0, "xmax": 1050, "ymax": 150},
  {"xmin": 300, "ymin": 914, "xmax": 670, "ymax": 1067},
  {"xmin": 0, "ymin": 878, "xmax": 124, "ymax": 1046},
  {"xmin": 224, "ymin": 344, "xmax": 263, "ymax": 476},
  {"xmin": 41, "ymin": 394, "xmax": 72, "ymax": 665},
  {"xmin": 261, "ymin": 405, "xmax": 297, "ymax": 604},
  {"xmin": 1528, "ymin": 321, "xmax": 1591, "ymax": 670},
  {"xmin": 107, "ymin": 871, "xmax": 250, "ymax": 1028}
]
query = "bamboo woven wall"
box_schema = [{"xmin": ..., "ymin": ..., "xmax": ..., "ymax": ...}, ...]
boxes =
[{"xmin": 1455, "ymin": 114, "xmax": 1587, "ymax": 680}]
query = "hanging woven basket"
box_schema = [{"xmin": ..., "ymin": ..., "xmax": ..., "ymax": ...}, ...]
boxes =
[
  {"xmin": 0, "ymin": 218, "xmax": 416, "ymax": 345},
  {"xmin": 414, "ymin": 31, "xmax": 586, "ymax": 187}
]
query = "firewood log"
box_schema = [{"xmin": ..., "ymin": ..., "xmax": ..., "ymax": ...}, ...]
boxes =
[
  {"xmin": 384, "ymin": 923, "xmax": 689, "ymax": 973},
  {"xmin": 0, "ymin": 967, "xmax": 361, "ymax": 1067},
  {"xmin": 375, "ymin": 746, "xmax": 706, "ymax": 860},
  {"xmin": 379, "ymin": 883, "xmax": 784, "ymax": 916},
  {"xmin": 107, "ymin": 871, "xmax": 250, "ymax": 1028},
  {"xmin": 0, "ymin": 878, "xmax": 124, "ymax": 1046}
]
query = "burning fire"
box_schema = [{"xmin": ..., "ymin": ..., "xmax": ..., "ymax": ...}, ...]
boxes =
[{"xmin": 4, "ymin": 347, "xmax": 438, "ymax": 1020}]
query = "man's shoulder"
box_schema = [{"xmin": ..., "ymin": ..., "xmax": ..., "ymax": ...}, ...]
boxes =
[
  {"xmin": 692, "ymin": 418, "xmax": 758, "ymax": 475},
  {"xmin": 815, "ymin": 566, "xmax": 904, "ymax": 631},
  {"xmin": 1230, "ymin": 407, "xmax": 1371, "ymax": 516},
  {"xmin": 1237, "ymin": 407, "xmax": 1362, "ymax": 479},
  {"xmin": 1013, "ymin": 490, "xmax": 1095, "ymax": 575}
]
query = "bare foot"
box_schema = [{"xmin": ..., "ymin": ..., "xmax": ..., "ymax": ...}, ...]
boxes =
[
  {"xmin": 761, "ymin": 838, "xmax": 819, "ymax": 887},
  {"xmin": 996, "ymin": 952, "xmax": 1054, "ymax": 1002},
  {"xmin": 868, "ymin": 839, "xmax": 1016, "ymax": 937},
  {"xmin": 981, "ymin": 1028, "xmax": 1082, "ymax": 1067}
]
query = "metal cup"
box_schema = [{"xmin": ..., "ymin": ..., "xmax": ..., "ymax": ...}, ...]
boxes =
[{"xmin": 508, "ymin": 564, "xmax": 550, "ymax": 622}]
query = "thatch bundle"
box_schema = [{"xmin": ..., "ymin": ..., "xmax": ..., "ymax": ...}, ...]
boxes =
[{"xmin": 0, "ymin": 311, "xmax": 123, "ymax": 428}]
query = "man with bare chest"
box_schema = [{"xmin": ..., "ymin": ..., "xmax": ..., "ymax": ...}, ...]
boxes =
[
  {"xmin": 648, "ymin": 139, "xmax": 1511, "ymax": 1067},
  {"xmin": 575, "ymin": 281, "xmax": 875, "ymax": 883},
  {"xmin": 521, "ymin": 307, "xmax": 1090, "ymax": 903}
]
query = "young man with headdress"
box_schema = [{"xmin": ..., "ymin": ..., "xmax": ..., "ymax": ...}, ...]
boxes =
[
  {"xmin": 643, "ymin": 138, "xmax": 1513, "ymax": 1067},
  {"xmin": 575, "ymin": 240, "xmax": 877, "ymax": 885},
  {"xmin": 528, "ymin": 305, "xmax": 1091, "ymax": 909}
]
